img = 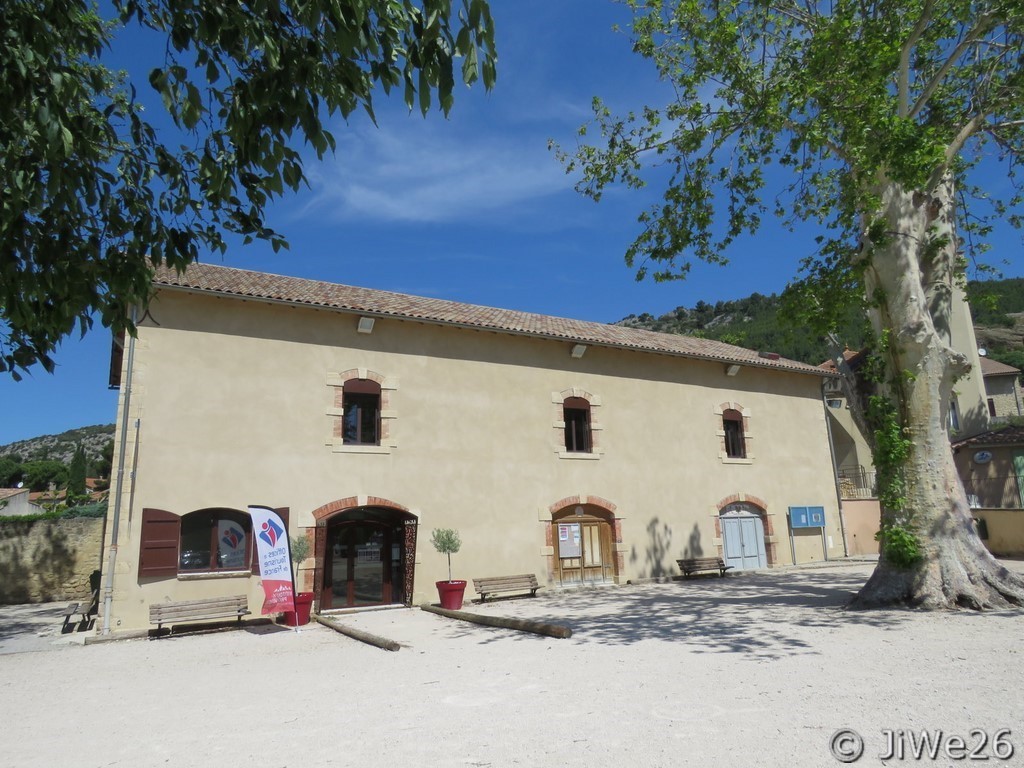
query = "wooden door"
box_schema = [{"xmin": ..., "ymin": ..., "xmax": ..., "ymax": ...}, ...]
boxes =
[{"xmin": 554, "ymin": 518, "xmax": 614, "ymax": 585}]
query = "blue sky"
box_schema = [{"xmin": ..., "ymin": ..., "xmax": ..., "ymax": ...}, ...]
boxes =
[{"xmin": 2, "ymin": 1, "xmax": 1021, "ymax": 445}]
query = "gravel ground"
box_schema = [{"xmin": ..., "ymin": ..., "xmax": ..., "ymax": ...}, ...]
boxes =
[{"xmin": 2, "ymin": 560, "xmax": 1023, "ymax": 767}]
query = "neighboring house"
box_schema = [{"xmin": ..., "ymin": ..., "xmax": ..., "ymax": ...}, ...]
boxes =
[
  {"xmin": 0, "ymin": 488, "xmax": 32, "ymax": 517},
  {"xmin": 818, "ymin": 283, "xmax": 990, "ymax": 555},
  {"xmin": 98, "ymin": 263, "xmax": 845, "ymax": 633},
  {"xmin": 952, "ymin": 425, "xmax": 1024, "ymax": 555},
  {"xmin": 953, "ymin": 425, "xmax": 1024, "ymax": 508},
  {"xmin": 979, "ymin": 356, "xmax": 1023, "ymax": 421}
]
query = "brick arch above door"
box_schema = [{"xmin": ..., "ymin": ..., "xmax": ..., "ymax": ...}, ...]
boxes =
[
  {"xmin": 545, "ymin": 495, "xmax": 622, "ymax": 585},
  {"xmin": 311, "ymin": 496, "xmax": 410, "ymax": 523},
  {"xmin": 310, "ymin": 496, "xmax": 417, "ymax": 610},
  {"xmin": 547, "ymin": 494, "xmax": 617, "ymax": 516},
  {"xmin": 713, "ymin": 493, "xmax": 776, "ymax": 567}
]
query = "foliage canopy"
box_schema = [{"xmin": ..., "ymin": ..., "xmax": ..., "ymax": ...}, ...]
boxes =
[
  {"xmin": 556, "ymin": 0, "xmax": 1023, "ymax": 325},
  {"xmin": 1, "ymin": 0, "xmax": 496, "ymax": 378}
]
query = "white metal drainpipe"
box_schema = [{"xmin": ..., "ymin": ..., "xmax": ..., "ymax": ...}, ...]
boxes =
[
  {"xmin": 101, "ymin": 310, "xmax": 137, "ymax": 635},
  {"xmin": 821, "ymin": 380, "xmax": 850, "ymax": 558}
]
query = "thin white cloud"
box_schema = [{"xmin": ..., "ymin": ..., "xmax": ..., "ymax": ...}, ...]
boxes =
[{"xmin": 298, "ymin": 120, "xmax": 570, "ymax": 224}]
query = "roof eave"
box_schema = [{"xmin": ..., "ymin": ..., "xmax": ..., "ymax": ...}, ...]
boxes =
[{"xmin": 154, "ymin": 281, "xmax": 832, "ymax": 378}]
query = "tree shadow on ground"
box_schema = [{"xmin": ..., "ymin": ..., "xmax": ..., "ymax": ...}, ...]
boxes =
[
  {"xmin": 446, "ymin": 569, "xmax": 1023, "ymax": 659},
  {"xmin": 0, "ymin": 602, "xmax": 68, "ymax": 642}
]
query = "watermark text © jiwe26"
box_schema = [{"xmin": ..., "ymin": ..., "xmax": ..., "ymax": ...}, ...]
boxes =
[{"xmin": 829, "ymin": 728, "xmax": 1015, "ymax": 763}]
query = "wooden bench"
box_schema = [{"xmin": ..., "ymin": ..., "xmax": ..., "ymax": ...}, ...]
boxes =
[
  {"xmin": 149, "ymin": 595, "xmax": 250, "ymax": 634},
  {"xmin": 677, "ymin": 557, "xmax": 733, "ymax": 578},
  {"xmin": 62, "ymin": 588, "xmax": 99, "ymax": 632},
  {"xmin": 473, "ymin": 574, "xmax": 542, "ymax": 602}
]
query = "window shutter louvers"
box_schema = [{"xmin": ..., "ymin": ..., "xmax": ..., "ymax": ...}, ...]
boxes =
[{"xmin": 139, "ymin": 508, "xmax": 181, "ymax": 579}]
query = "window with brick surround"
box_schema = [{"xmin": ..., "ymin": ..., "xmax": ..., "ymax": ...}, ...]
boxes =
[
  {"xmin": 553, "ymin": 389, "xmax": 602, "ymax": 459},
  {"xmin": 563, "ymin": 397, "xmax": 592, "ymax": 453},
  {"xmin": 326, "ymin": 369, "xmax": 397, "ymax": 453},
  {"xmin": 715, "ymin": 402, "xmax": 752, "ymax": 462},
  {"xmin": 343, "ymin": 379, "xmax": 381, "ymax": 445},
  {"xmin": 723, "ymin": 409, "xmax": 746, "ymax": 458}
]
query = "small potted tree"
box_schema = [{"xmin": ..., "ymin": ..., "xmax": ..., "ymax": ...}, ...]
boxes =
[
  {"xmin": 431, "ymin": 528, "xmax": 467, "ymax": 610},
  {"xmin": 283, "ymin": 534, "xmax": 314, "ymax": 626}
]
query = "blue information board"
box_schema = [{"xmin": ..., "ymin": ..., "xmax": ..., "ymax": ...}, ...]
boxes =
[{"xmin": 789, "ymin": 506, "xmax": 826, "ymax": 529}]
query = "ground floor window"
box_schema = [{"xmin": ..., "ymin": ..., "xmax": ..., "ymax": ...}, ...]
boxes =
[
  {"xmin": 139, "ymin": 507, "xmax": 289, "ymax": 578},
  {"xmin": 179, "ymin": 510, "xmax": 251, "ymax": 572}
]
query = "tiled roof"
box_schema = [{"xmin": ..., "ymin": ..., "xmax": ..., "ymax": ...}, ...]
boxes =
[
  {"xmin": 152, "ymin": 263, "xmax": 830, "ymax": 377},
  {"xmin": 979, "ymin": 356, "xmax": 1021, "ymax": 377},
  {"xmin": 0, "ymin": 488, "xmax": 28, "ymax": 501},
  {"xmin": 819, "ymin": 348, "xmax": 866, "ymax": 371},
  {"xmin": 952, "ymin": 424, "xmax": 1024, "ymax": 449}
]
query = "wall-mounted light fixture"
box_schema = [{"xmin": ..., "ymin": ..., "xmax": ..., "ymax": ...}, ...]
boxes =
[
  {"xmin": 571, "ymin": 344, "xmax": 588, "ymax": 359},
  {"xmin": 357, "ymin": 317, "xmax": 375, "ymax": 334},
  {"xmin": 726, "ymin": 363, "xmax": 741, "ymax": 376}
]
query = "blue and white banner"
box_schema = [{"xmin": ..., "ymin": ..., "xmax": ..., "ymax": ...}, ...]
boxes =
[{"xmin": 249, "ymin": 506, "xmax": 295, "ymax": 615}]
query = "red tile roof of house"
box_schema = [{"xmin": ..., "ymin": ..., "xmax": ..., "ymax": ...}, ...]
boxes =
[
  {"xmin": 153, "ymin": 263, "xmax": 830, "ymax": 377},
  {"xmin": 819, "ymin": 348, "xmax": 866, "ymax": 372},
  {"xmin": 979, "ymin": 356, "xmax": 1021, "ymax": 377},
  {"xmin": 952, "ymin": 424, "xmax": 1024, "ymax": 449}
]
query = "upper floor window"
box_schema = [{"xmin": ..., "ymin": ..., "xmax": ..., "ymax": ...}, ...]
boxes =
[
  {"xmin": 723, "ymin": 409, "xmax": 746, "ymax": 459},
  {"xmin": 563, "ymin": 397, "xmax": 592, "ymax": 453},
  {"xmin": 343, "ymin": 379, "xmax": 381, "ymax": 445}
]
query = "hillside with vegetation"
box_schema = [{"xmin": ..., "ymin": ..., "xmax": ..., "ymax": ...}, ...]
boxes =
[
  {"xmin": 0, "ymin": 424, "xmax": 114, "ymax": 494},
  {"xmin": 616, "ymin": 277, "xmax": 1024, "ymax": 372},
  {"xmin": 616, "ymin": 292, "xmax": 865, "ymax": 365}
]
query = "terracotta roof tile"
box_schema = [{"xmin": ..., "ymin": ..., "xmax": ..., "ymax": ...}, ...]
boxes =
[
  {"xmin": 152, "ymin": 263, "xmax": 830, "ymax": 377},
  {"xmin": 979, "ymin": 356, "xmax": 1021, "ymax": 377},
  {"xmin": 952, "ymin": 424, "xmax": 1024, "ymax": 449}
]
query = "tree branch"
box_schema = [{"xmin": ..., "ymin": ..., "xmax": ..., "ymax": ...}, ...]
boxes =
[
  {"xmin": 899, "ymin": 0, "xmax": 934, "ymax": 118},
  {"xmin": 909, "ymin": 12, "xmax": 996, "ymax": 119},
  {"xmin": 927, "ymin": 113, "xmax": 987, "ymax": 189}
]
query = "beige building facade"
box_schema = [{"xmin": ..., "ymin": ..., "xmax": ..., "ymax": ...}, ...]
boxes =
[
  {"xmin": 980, "ymin": 356, "xmax": 1023, "ymax": 422},
  {"xmin": 99, "ymin": 264, "xmax": 843, "ymax": 633}
]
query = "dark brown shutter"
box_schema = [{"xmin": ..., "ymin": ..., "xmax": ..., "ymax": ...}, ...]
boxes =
[
  {"xmin": 252, "ymin": 507, "xmax": 290, "ymax": 573},
  {"xmin": 139, "ymin": 508, "xmax": 180, "ymax": 579}
]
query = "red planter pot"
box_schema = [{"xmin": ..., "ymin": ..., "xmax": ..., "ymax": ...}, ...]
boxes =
[
  {"xmin": 436, "ymin": 580, "xmax": 467, "ymax": 610},
  {"xmin": 283, "ymin": 592, "xmax": 315, "ymax": 626}
]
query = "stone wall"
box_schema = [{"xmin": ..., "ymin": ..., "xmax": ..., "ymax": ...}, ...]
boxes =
[{"xmin": 0, "ymin": 517, "xmax": 104, "ymax": 603}]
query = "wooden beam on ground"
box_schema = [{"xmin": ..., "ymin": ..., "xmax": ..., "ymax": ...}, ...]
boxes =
[
  {"xmin": 419, "ymin": 603, "xmax": 572, "ymax": 639},
  {"xmin": 313, "ymin": 614, "xmax": 401, "ymax": 652}
]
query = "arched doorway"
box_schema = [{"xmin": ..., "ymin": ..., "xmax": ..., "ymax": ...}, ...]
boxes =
[
  {"xmin": 720, "ymin": 503, "xmax": 768, "ymax": 571},
  {"xmin": 316, "ymin": 506, "xmax": 417, "ymax": 610},
  {"xmin": 551, "ymin": 504, "xmax": 618, "ymax": 586}
]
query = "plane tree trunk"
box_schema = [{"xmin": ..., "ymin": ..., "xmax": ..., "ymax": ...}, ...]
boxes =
[{"xmin": 849, "ymin": 178, "xmax": 1024, "ymax": 609}]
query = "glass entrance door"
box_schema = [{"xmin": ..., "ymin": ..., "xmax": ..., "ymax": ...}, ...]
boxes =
[{"xmin": 326, "ymin": 522, "xmax": 392, "ymax": 608}]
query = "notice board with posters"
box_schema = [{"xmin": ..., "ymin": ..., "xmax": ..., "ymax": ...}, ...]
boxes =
[
  {"xmin": 789, "ymin": 506, "xmax": 826, "ymax": 529},
  {"xmin": 557, "ymin": 522, "xmax": 582, "ymax": 558}
]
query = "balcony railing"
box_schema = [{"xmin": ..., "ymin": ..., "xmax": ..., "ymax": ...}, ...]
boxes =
[
  {"xmin": 836, "ymin": 465, "xmax": 1024, "ymax": 509},
  {"xmin": 837, "ymin": 466, "xmax": 876, "ymax": 500}
]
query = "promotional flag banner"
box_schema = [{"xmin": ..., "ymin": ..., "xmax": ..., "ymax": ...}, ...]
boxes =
[{"xmin": 249, "ymin": 505, "xmax": 295, "ymax": 615}]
